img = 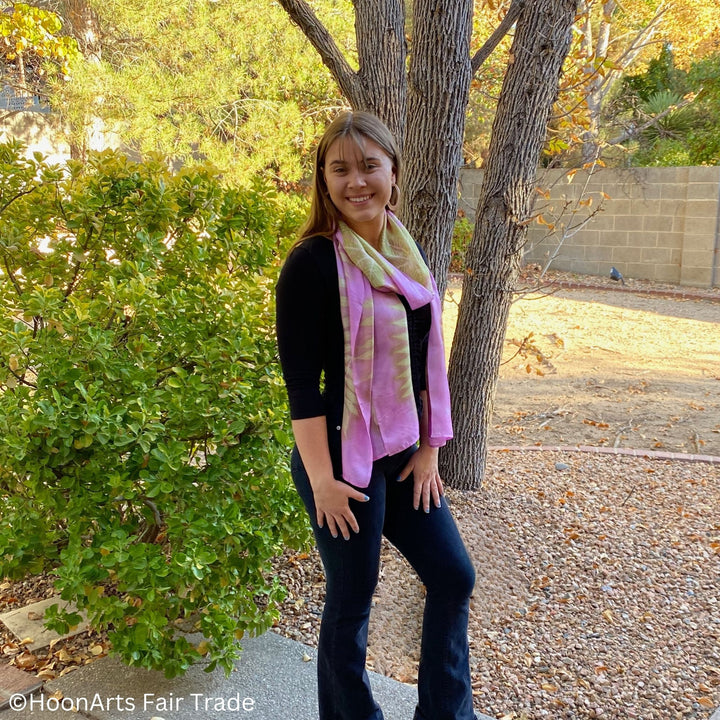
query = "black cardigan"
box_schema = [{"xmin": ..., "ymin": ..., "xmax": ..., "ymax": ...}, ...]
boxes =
[{"xmin": 275, "ymin": 234, "xmax": 431, "ymax": 479}]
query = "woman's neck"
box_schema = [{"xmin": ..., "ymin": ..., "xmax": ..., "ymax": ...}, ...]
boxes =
[{"xmin": 343, "ymin": 214, "xmax": 386, "ymax": 251}]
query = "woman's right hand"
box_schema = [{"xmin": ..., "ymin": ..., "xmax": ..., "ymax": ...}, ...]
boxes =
[{"xmin": 312, "ymin": 478, "xmax": 369, "ymax": 540}]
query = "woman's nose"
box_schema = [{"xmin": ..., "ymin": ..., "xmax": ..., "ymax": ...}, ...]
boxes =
[{"xmin": 347, "ymin": 169, "xmax": 367, "ymax": 187}]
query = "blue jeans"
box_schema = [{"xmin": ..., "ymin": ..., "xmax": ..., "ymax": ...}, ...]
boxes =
[{"xmin": 291, "ymin": 445, "xmax": 476, "ymax": 720}]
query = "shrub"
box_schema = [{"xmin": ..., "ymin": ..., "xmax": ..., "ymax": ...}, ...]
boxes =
[
  {"xmin": 450, "ymin": 215, "xmax": 474, "ymax": 273},
  {"xmin": 0, "ymin": 142, "xmax": 310, "ymax": 677}
]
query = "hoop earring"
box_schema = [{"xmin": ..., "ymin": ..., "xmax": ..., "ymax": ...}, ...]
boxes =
[{"xmin": 389, "ymin": 184, "xmax": 399, "ymax": 207}]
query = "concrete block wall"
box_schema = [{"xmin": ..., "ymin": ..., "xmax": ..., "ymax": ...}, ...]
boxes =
[{"xmin": 458, "ymin": 166, "xmax": 720, "ymax": 288}]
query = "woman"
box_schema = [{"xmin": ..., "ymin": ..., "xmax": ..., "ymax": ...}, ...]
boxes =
[{"xmin": 276, "ymin": 111, "xmax": 477, "ymax": 720}]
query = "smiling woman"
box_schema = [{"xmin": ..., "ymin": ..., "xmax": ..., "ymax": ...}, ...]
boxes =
[{"xmin": 275, "ymin": 111, "xmax": 478, "ymax": 720}]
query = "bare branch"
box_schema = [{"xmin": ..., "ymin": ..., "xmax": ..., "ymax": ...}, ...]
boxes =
[
  {"xmin": 608, "ymin": 95, "xmax": 695, "ymax": 146},
  {"xmin": 277, "ymin": 0, "xmax": 361, "ymax": 105},
  {"xmin": 612, "ymin": 2, "xmax": 667, "ymax": 62},
  {"xmin": 4, "ymin": 366, "xmax": 37, "ymax": 389},
  {"xmin": 471, "ymin": 0, "xmax": 526, "ymax": 76}
]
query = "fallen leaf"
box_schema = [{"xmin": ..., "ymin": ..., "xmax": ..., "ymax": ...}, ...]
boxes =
[
  {"xmin": 584, "ymin": 419, "xmax": 609, "ymax": 428},
  {"xmin": 195, "ymin": 641, "xmax": 210, "ymax": 656},
  {"xmin": 15, "ymin": 652, "xmax": 38, "ymax": 669},
  {"xmin": 55, "ymin": 648, "xmax": 73, "ymax": 663},
  {"xmin": 602, "ymin": 609, "xmax": 614, "ymax": 623}
]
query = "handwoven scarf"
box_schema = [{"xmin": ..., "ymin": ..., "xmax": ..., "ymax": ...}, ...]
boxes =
[{"xmin": 333, "ymin": 211, "xmax": 452, "ymax": 488}]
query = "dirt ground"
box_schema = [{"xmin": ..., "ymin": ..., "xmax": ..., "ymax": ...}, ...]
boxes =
[{"xmin": 443, "ymin": 277, "xmax": 720, "ymax": 457}]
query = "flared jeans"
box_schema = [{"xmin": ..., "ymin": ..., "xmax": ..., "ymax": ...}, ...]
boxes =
[{"xmin": 291, "ymin": 444, "xmax": 477, "ymax": 720}]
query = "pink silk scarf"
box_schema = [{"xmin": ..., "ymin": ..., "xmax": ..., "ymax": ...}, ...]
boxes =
[{"xmin": 333, "ymin": 212, "xmax": 453, "ymax": 488}]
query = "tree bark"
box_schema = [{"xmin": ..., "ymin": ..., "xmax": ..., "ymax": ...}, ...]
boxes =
[
  {"xmin": 353, "ymin": 0, "xmax": 407, "ymax": 146},
  {"xmin": 401, "ymin": 0, "xmax": 473, "ymax": 293},
  {"xmin": 60, "ymin": 0, "xmax": 102, "ymax": 60},
  {"xmin": 441, "ymin": 0, "xmax": 579, "ymax": 490},
  {"xmin": 277, "ymin": 0, "xmax": 407, "ymax": 144}
]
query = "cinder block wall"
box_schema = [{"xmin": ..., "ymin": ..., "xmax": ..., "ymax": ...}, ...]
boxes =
[{"xmin": 458, "ymin": 166, "xmax": 720, "ymax": 288}]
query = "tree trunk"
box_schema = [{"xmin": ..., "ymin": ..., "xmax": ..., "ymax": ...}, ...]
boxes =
[
  {"xmin": 441, "ymin": 0, "xmax": 579, "ymax": 490},
  {"xmin": 278, "ymin": 0, "xmax": 407, "ymax": 145},
  {"xmin": 353, "ymin": 0, "xmax": 407, "ymax": 146},
  {"xmin": 60, "ymin": 0, "xmax": 102, "ymax": 60},
  {"xmin": 400, "ymin": 0, "xmax": 473, "ymax": 295}
]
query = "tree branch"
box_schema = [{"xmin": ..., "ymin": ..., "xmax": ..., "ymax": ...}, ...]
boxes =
[
  {"xmin": 471, "ymin": 0, "xmax": 526, "ymax": 76},
  {"xmin": 0, "ymin": 185, "xmax": 40, "ymax": 217},
  {"xmin": 277, "ymin": 0, "xmax": 361, "ymax": 105},
  {"xmin": 2, "ymin": 256, "xmax": 24, "ymax": 298},
  {"xmin": 608, "ymin": 96, "xmax": 695, "ymax": 145}
]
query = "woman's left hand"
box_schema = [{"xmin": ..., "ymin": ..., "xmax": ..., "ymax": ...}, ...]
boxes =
[{"xmin": 397, "ymin": 444, "xmax": 444, "ymax": 513}]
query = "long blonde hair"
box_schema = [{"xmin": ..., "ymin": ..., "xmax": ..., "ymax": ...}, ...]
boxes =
[{"xmin": 298, "ymin": 111, "xmax": 402, "ymax": 242}]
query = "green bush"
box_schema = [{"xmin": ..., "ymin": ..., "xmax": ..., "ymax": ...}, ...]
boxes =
[
  {"xmin": 0, "ymin": 142, "xmax": 310, "ymax": 677},
  {"xmin": 450, "ymin": 215, "xmax": 474, "ymax": 272}
]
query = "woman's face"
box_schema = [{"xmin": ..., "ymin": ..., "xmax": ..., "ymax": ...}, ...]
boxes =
[{"xmin": 323, "ymin": 135, "xmax": 396, "ymax": 246}]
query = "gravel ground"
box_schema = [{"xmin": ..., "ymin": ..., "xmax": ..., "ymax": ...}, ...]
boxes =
[{"xmin": 272, "ymin": 449, "xmax": 720, "ymax": 720}]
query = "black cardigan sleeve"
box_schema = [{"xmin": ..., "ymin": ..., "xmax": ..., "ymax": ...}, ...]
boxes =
[{"xmin": 275, "ymin": 240, "xmax": 335, "ymax": 420}]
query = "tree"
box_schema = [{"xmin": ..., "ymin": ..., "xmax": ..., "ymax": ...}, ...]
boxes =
[
  {"xmin": 465, "ymin": 0, "xmax": 720, "ymax": 169},
  {"xmin": 464, "ymin": 1, "xmax": 519, "ymax": 167},
  {"xmin": 557, "ymin": 0, "xmax": 720, "ymax": 164},
  {"xmin": 626, "ymin": 51, "xmax": 720, "ymax": 166},
  {"xmin": 573, "ymin": 0, "xmax": 669, "ymax": 162},
  {"xmin": 50, "ymin": 0, "xmax": 346, "ymax": 178},
  {"xmin": 442, "ymin": 1, "xmax": 579, "ymax": 488},
  {"xmin": 0, "ymin": 142, "xmax": 310, "ymax": 675}
]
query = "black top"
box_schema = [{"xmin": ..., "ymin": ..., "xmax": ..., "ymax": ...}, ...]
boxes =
[{"xmin": 275, "ymin": 234, "xmax": 431, "ymax": 479}]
